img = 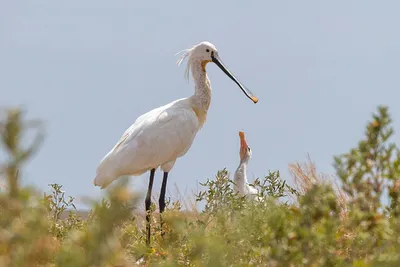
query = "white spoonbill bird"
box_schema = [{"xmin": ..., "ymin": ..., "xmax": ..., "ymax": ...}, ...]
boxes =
[
  {"xmin": 93, "ymin": 41, "xmax": 258, "ymax": 245},
  {"xmin": 233, "ymin": 131, "xmax": 259, "ymax": 198}
]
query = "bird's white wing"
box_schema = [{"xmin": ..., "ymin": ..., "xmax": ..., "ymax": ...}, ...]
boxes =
[
  {"xmin": 115, "ymin": 98, "xmax": 186, "ymax": 146},
  {"xmin": 133, "ymin": 98, "xmax": 186, "ymax": 128},
  {"xmin": 94, "ymin": 100, "xmax": 199, "ymax": 187},
  {"xmin": 116, "ymin": 100, "xmax": 178, "ymax": 143}
]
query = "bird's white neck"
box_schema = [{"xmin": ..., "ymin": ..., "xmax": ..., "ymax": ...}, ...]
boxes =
[
  {"xmin": 234, "ymin": 161, "xmax": 249, "ymax": 194},
  {"xmin": 189, "ymin": 59, "xmax": 212, "ymax": 127}
]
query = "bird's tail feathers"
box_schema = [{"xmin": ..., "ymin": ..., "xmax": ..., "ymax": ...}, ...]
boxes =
[{"xmin": 93, "ymin": 173, "xmax": 115, "ymax": 189}]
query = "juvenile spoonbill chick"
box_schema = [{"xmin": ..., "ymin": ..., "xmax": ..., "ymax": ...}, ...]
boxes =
[{"xmin": 233, "ymin": 131, "xmax": 259, "ymax": 198}]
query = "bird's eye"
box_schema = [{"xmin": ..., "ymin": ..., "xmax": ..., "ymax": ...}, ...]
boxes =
[
  {"xmin": 248, "ymin": 147, "xmax": 251, "ymax": 152},
  {"xmin": 206, "ymin": 49, "xmax": 210, "ymax": 52}
]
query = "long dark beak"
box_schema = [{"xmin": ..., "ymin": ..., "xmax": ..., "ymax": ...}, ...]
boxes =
[{"xmin": 211, "ymin": 51, "xmax": 258, "ymax": 104}]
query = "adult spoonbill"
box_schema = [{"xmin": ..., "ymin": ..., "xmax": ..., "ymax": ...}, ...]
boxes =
[
  {"xmin": 93, "ymin": 41, "xmax": 258, "ymax": 245},
  {"xmin": 233, "ymin": 131, "xmax": 259, "ymax": 198}
]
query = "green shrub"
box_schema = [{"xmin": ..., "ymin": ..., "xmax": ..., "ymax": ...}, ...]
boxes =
[{"xmin": 1, "ymin": 105, "xmax": 400, "ymax": 266}]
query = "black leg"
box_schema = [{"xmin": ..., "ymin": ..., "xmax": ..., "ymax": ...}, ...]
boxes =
[
  {"xmin": 159, "ymin": 172, "xmax": 169, "ymax": 213},
  {"xmin": 145, "ymin": 168, "xmax": 155, "ymax": 246},
  {"xmin": 159, "ymin": 172, "xmax": 169, "ymax": 237}
]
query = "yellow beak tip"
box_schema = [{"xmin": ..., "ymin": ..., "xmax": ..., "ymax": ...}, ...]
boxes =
[{"xmin": 251, "ymin": 96, "xmax": 258, "ymax": 103}]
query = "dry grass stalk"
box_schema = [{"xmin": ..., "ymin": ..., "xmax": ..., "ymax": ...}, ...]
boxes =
[{"xmin": 288, "ymin": 155, "xmax": 350, "ymax": 219}]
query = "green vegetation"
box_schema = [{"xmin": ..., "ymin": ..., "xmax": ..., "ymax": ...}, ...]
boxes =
[{"xmin": 1, "ymin": 106, "xmax": 400, "ymax": 266}]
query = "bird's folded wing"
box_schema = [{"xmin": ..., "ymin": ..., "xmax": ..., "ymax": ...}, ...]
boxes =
[{"xmin": 106, "ymin": 105, "xmax": 199, "ymax": 174}]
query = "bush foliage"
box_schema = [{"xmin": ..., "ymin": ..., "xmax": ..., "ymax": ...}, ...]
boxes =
[{"xmin": 1, "ymin": 106, "xmax": 400, "ymax": 266}]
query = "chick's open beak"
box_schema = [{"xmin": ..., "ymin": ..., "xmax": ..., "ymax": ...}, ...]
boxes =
[{"xmin": 239, "ymin": 131, "xmax": 248, "ymax": 160}]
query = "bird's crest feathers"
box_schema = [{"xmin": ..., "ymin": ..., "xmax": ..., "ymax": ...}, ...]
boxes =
[{"xmin": 175, "ymin": 46, "xmax": 195, "ymax": 83}]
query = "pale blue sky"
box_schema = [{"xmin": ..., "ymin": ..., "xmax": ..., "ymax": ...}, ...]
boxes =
[{"xmin": 1, "ymin": 1, "xmax": 400, "ymax": 209}]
